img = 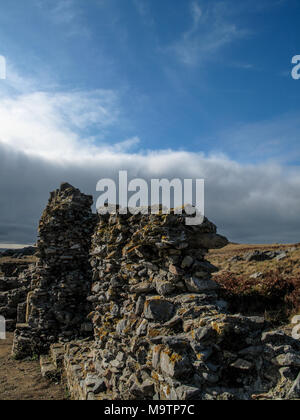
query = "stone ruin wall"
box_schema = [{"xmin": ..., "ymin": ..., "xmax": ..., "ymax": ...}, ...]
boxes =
[
  {"xmin": 71, "ymin": 210, "xmax": 300, "ymax": 400},
  {"xmin": 4, "ymin": 183, "xmax": 300, "ymax": 400},
  {"xmin": 12, "ymin": 183, "xmax": 96, "ymax": 358},
  {"xmin": 0, "ymin": 263, "xmax": 33, "ymax": 332}
]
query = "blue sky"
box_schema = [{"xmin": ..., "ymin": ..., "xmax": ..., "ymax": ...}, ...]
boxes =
[
  {"xmin": 0, "ymin": 0, "xmax": 300, "ymax": 244},
  {"xmin": 1, "ymin": 0, "xmax": 299, "ymax": 161}
]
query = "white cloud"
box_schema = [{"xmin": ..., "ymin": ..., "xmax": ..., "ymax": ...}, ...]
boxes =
[
  {"xmin": 168, "ymin": 1, "xmax": 247, "ymax": 66},
  {"xmin": 1, "ymin": 134, "xmax": 300, "ymax": 244},
  {"xmin": 0, "ymin": 66, "xmax": 300, "ymax": 245},
  {"xmin": 0, "ymin": 89, "xmax": 124, "ymax": 161},
  {"xmin": 35, "ymin": 0, "xmax": 90, "ymax": 37},
  {"xmin": 191, "ymin": 1, "xmax": 203, "ymax": 26}
]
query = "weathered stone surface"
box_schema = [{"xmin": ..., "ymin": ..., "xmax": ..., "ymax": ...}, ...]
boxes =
[
  {"xmin": 272, "ymin": 353, "xmax": 300, "ymax": 367},
  {"xmin": 40, "ymin": 355, "xmax": 58, "ymax": 379},
  {"xmin": 144, "ymin": 299, "xmax": 175, "ymax": 322},
  {"xmin": 288, "ymin": 372, "xmax": 300, "ymax": 398},
  {"xmin": 12, "ymin": 183, "xmax": 96, "ymax": 358},
  {"xmin": 155, "ymin": 281, "xmax": 175, "ymax": 297},
  {"xmin": 160, "ymin": 351, "xmax": 192, "ymax": 379},
  {"xmin": 185, "ymin": 276, "xmax": 218, "ymax": 293},
  {"xmin": 176, "ymin": 385, "xmax": 201, "ymax": 400},
  {"xmin": 181, "ymin": 256, "xmax": 194, "ymax": 269},
  {"xmin": 192, "ymin": 233, "xmax": 228, "ymax": 249},
  {"xmin": 6, "ymin": 183, "xmax": 300, "ymax": 401},
  {"xmin": 244, "ymin": 250, "xmax": 288, "ymax": 262},
  {"xmin": 0, "ymin": 267, "xmax": 33, "ymax": 331},
  {"xmin": 230, "ymin": 359, "xmax": 253, "ymax": 371}
]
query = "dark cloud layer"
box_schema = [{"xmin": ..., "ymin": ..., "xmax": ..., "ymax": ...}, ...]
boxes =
[{"xmin": 1, "ymin": 141, "xmax": 300, "ymax": 245}]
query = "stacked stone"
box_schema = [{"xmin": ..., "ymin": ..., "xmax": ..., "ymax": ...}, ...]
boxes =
[
  {"xmin": 12, "ymin": 183, "xmax": 96, "ymax": 358},
  {"xmin": 0, "ymin": 261, "xmax": 31, "ymax": 277},
  {"xmin": 0, "ymin": 265, "xmax": 32, "ymax": 331},
  {"xmin": 86, "ymin": 210, "xmax": 230, "ymax": 399},
  {"xmin": 8, "ymin": 184, "xmax": 300, "ymax": 400},
  {"xmin": 83, "ymin": 210, "xmax": 300, "ymax": 401}
]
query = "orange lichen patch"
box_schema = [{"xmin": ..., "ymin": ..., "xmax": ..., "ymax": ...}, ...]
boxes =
[
  {"xmin": 122, "ymin": 244, "xmax": 141, "ymax": 256},
  {"xmin": 169, "ymin": 353, "xmax": 182, "ymax": 363},
  {"xmin": 148, "ymin": 328, "xmax": 161, "ymax": 338},
  {"xmin": 145, "ymin": 296, "xmax": 163, "ymax": 307},
  {"xmin": 178, "ymin": 308, "xmax": 187, "ymax": 316},
  {"xmin": 161, "ymin": 348, "xmax": 182, "ymax": 363},
  {"xmin": 162, "ymin": 348, "xmax": 171, "ymax": 356},
  {"xmin": 124, "ymin": 318, "xmax": 138, "ymax": 334},
  {"xmin": 107, "ymin": 251, "xmax": 117, "ymax": 259},
  {"xmin": 152, "ymin": 372, "xmax": 160, "ymax": 382},
  {"xmin": 211, "ymin": 321, "xmax": 226, "ymax": 335},
  {"xmin": 97, "ymin": 329, "xmax": 108, "ymax": 340},
  {"xmin": 165, "ymin": 385, "xmax": 171, "ymax": 396}
]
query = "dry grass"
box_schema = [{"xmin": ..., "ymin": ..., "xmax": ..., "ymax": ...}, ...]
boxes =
[
  {"xmin": 208, "ymin": 243, "xmax": 300, "ymax": 323},
  {"xmin": 0, "ymin": 256, "xmax": 37, "ymax": 276},
  {"xmin": 209, "ymin": 243, "xmax": 300, "ymax": 279},
  {"xmin": 0, "ymin": 334, "xmax": 66, "ymax": 400},
  {"xmin": 0, "ymin": 256, "xmax": 37, "ymax": 265}
]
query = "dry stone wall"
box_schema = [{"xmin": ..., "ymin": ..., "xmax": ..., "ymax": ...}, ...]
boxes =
[
  {"xmin": 75, "ymin": 210, "xmax": 299, "ymax": 400},
  {"xmin": 0, "ymin": 265, "xmax": 33, "ymax": 331},
  {"xmin": 12, "ymin": 183, "xmax": 96, "ymax": 358},
  {"xmin": 9, "ymin": 183, "xmax": 300, "ymax": 400}
]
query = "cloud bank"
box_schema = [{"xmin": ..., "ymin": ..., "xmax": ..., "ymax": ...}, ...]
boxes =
[
  {"xmin": 0, "ymin": 92, "xmax": 299, "ymax": 245},
  {"xmin": 0, "ymin": 63, "xmax": 299, "ymax": 245}
]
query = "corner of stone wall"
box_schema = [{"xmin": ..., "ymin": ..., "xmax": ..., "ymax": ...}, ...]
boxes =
[{"xmin": 12, "ymin": 183, "xmax": 97, "ymax": 359}]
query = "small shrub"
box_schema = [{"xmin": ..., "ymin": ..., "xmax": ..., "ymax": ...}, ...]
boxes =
[{"xmin": 215, "ymin": 269, "xmax": 300, "ymax": 323}]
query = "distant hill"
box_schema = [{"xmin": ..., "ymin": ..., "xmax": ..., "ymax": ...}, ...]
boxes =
[{"xmin": 0, "ymin": 246, "xmax": 36, "ymax": 258}]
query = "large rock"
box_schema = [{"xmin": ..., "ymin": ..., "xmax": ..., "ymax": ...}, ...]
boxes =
[
  {"xmin": 184, "ymin": 276, "xmax": 218, "ymax": 293},
  {"xmin": 144, "ymin": 299, "xmax": 175, "ymax": 322},
  {"xmin": 192, "ymin": 233, "xmax": 228, "ymax": 249}
]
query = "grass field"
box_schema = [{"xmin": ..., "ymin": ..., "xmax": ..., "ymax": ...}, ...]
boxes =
[
  {"xmin": 208, "ymin": 243, "xmax": 300, "ymax": 322},
  {"xmin": 209, "ymin": 243, "xmax": 300, "ymax": 278}
]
